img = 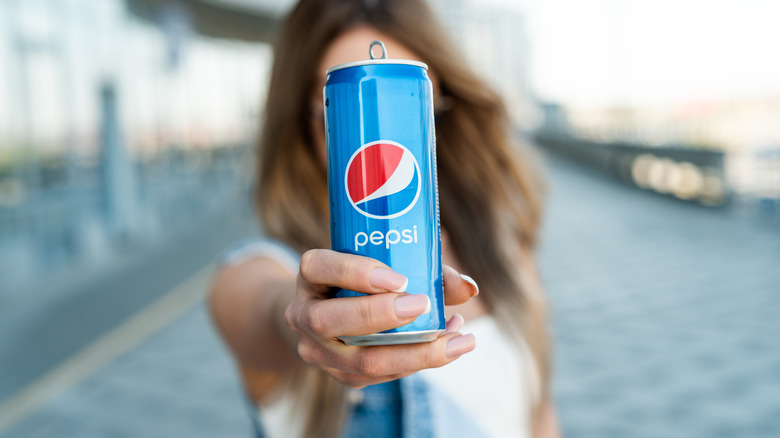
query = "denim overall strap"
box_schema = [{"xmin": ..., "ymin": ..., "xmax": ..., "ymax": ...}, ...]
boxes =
[
  {"xmin": 401, "ymin": 372, "xmax": 494, "ymax": 437},
  {"xmin": 341, "ymin": 380, "xmax": 403, "ymax": 438},
  {"xmin": 400, "ymin": 374, "xmax": 435, "ymax": 438},
  {"xmin": 244, "ymin": 393, "xmax": 268, "ymax": 438}
]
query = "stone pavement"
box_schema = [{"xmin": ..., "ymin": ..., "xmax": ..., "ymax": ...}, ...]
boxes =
[
  {"xmin": 0, "ymin": 303, "xmax": 253, "ymax": 438},
  {"xmin": 538, "ymin": 158, "xmax": 780, "ymax": 438},
  {"xmin": 1, "ymin": 155, "xmax": 778, "ymax": 437},
  {"xmin": 0, "ymin": 204, "xmax": 258, "ymax": 403}
]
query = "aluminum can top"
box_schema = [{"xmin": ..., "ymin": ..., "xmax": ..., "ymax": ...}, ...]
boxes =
[{"xmin": 326, "ymin": 40, "xmax": 428, "ymax": 75}]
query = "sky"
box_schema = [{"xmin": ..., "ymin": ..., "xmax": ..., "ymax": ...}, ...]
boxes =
[{"xmin": 487, "ymin": 0, "xmax": 780, "ymax": 107}]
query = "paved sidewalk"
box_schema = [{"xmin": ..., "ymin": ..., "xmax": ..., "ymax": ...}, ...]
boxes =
[
  {"xmin": 1, "ymin": 156, "xmax": 778, "ymax": 437},
  {"xmin": 1, "ymin": 301, "xmax": 253, "ymax": 438},
  {"xmin": 538, "ymin": 158, "xmax": 780, "ymax": 438},
  {"xmin": 0, "ymin": 204, "xmax": 258, "ymax": 403}
]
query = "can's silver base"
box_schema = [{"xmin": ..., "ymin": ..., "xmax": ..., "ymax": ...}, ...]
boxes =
[{"xmin": 339, "ymin": 329, "xmax": 445, "ymax": 346}]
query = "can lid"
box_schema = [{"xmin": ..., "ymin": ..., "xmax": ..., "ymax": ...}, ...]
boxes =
[{"xmin": 326, "ymin": 40, "xmax": 428, "ymax": 75}]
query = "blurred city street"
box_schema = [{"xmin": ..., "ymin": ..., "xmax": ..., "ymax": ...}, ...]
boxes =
[
  {"xmin": 539, "ymin": 157, "xmax": 780, "ymax": 437},
  {"xmin": 1, "ymin": 154, "xmax": 778, "ymax": 438},
  {"xmin": 2, "ymin": 0, "xmax": 780, "ymax": 437}
]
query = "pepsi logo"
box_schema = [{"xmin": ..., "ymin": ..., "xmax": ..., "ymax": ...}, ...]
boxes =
[{"xmin": 345, "ymin": 140, "xmax": 421, "ymax": 219}]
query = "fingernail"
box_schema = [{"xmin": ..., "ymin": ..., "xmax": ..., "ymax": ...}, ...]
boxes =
[
  {"xmin": 446, "ymin": 334, "xmax": 476, "ymax": 358},
  {"xmin": 460, "ymin": 274, "xmax": 479, "ymax": 296},
  {"xmin": 445, "ymin": 313, "xmax": 464, "ymax": 333},
  {"xmin": 443, "ymin": 265, "xmax": 458, "ymax": 278},
  {"xmin": 370, "ymin": 268, "xmax": 408, "ymax": 292},
  {"xmin": 394, "ymin": 294, "xmax": 430, "ymax": 319}
]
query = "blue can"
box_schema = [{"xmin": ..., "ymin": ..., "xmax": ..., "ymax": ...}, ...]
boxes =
[{"xmin": 324, "ymin": 41, "xmax": 444, "ymax": 346}]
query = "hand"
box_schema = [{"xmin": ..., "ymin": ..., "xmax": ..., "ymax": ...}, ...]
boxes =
[{"xmin": 285, "ymin": 249, "xmax": 478, "ymax": 388}]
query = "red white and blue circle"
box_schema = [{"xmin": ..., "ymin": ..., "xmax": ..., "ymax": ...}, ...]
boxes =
[{"xmin": 345, "ymin": 140, "xmax": 421, "ymax": 219}]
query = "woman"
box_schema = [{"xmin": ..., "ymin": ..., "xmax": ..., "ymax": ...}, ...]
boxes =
[{"xmin": 210, "ymin": 0, "xmax": 559, "ymax": 437}]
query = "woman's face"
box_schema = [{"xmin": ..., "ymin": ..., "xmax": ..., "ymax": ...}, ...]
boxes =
[{"xmin": 310, "ymin": 26, "xmax": 431, "ymax": 166}]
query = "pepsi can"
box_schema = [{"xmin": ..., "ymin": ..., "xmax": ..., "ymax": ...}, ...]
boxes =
[{"xmin": 324, "ymin": 41, "xmax": 444, "ymax": 346}]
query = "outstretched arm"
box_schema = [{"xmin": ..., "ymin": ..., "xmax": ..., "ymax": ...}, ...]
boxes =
[
  {"xmin": 209, "ymin": 249, "xmax": 480, "ymax": 394},
  {"xmin": 534, "ymin": 401, "xmax": 562, "ymax": 438}
]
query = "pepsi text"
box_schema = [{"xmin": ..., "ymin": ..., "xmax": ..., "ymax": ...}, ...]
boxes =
[{"xmin": 354, "ymin": 225, "xmax": 418, "ymax": 251}]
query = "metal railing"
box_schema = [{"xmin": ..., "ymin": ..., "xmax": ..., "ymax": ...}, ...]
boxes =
[{"xmin": 534, "ymin": 131, "xmax": 729, "ymax": 206}]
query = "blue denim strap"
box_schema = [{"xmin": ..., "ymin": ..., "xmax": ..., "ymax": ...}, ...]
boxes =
[
  {"xmin": 244, "ymin": 393, "xmax": 267, "ymax": 438},
  {"xmin": 400, "ymin": 374, "xmax": 435, "ymax": 438},
  {"xmin": 341, "ymin": 380, "xmax": 403, "ymax": 438},
  {"xmin": 402, "ymin": 373, "xmax": 493, "ymax": 437}
]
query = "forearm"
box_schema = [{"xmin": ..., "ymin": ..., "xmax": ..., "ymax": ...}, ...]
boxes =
[
  {"xmin": 209, "ymin": 260, "xmax": 302, "ymax": 371},
  {"xmin": 533, "ymin": 401, "xmax": 562, "ymax": 438}
]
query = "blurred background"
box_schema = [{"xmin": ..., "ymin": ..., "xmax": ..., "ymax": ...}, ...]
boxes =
[{"xmin": 0, "ymin": 0, "xmax": 778, "ymax": 437}]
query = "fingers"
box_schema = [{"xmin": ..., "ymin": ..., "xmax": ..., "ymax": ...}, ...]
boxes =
[
  {"xmin": 299, "ymin": 251, "xmax": 480, "ymax": 307},
  {"xmin": 299, "ymin": 249, "xmax": 408, "ymax": 295},
  {"xmin": 342, "ymin": 332, "xmax": 475, "ymax": 376},
  {"xmin": 291, "ymin": 250, "xmax": 481, "ymax": 388},
  {"xmin": 292, "ymin": 253, "xmax": 478, "ymax": 339},
  {"xmin": 445, "ymin": 313, "xmax": 464, "ymax": 333},
  {"xmin": 320, "ymin": 366, "xmax": 414, "ymax": 389},
  {"xmin": 298, "ymin": 293, "xmax": 431, "ymax": 338},
  {"xmin": 298, "ymin": 330, "xmax": 477, "ymax": 388},
  {"xmin": 442, "ymin": 265, "xmax": 480, "ymax": 305}
]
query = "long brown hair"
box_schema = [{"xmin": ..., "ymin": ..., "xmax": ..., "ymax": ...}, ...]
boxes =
[{"xmin": 257, "ymin": 0, "xmax": 549, "ymax": 436}]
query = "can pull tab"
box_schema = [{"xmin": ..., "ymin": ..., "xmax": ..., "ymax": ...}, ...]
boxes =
[{"xmin": 369, "ymin": 40, "xmax": 387, "ymax": 60}]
